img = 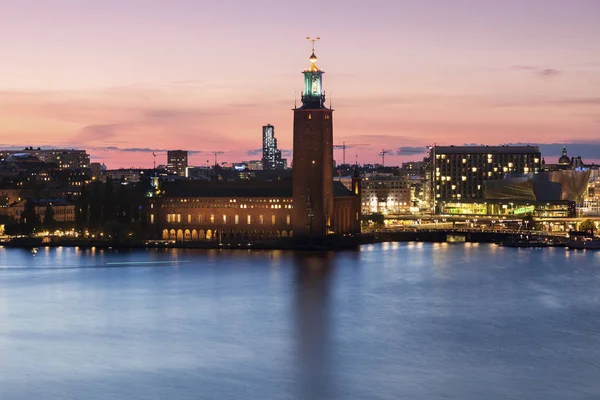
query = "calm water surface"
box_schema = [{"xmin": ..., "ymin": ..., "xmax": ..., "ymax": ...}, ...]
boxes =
[{"xmin": 1, "ymin": 243, "xmax": 599, "ymax": 399}]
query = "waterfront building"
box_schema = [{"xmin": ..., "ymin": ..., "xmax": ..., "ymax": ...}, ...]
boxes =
[
  {"xmin": 437, "ymin": 199, "xmax": 574, "ymax": 218},
  {"xmin": 1, "ymin": 198, "xmax": 76, "ymax": 222},
  {"xmin": 148, "ymin": 44, "xmax": 361, "ymax": 243},
  {"xmin": 262, "ymin": 125, "xmax": 285, "ymax": 170},
  {"xmin": 430, "ymin": 145, "xmax": 541, "ymax": 210},
  {"xmin": 361, "ymin": 174, "xmax": 411, "ymax": 215},
  {"xmin": 0, "ymin": 148, "xmax": 90, "ymax": 170},
  {"xmin": 166, "ymin": 150, "xmax": 188, "ymax": 177}
]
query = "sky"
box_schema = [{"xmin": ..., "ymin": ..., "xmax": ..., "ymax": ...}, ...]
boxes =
[{"xmin": 0, "ymin": 0, "xmax": 599, "ymax": 168}]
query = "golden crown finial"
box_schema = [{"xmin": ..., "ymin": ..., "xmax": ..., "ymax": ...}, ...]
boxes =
[{"xmin": 306, "ymin": 36, "xmax": 320, "ymax": 53}]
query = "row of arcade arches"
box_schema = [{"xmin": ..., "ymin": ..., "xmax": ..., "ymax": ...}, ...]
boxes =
[{"xmin": 162, "ymin": 229, "xmax": 293, "ymax": 241}]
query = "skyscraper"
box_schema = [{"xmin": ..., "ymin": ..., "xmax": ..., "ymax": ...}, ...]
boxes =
[
  {"xmin": 261, "ymin": 124, "xmax": 284, "ymax": 170},
  {"xmin": 292, "ymin": 42, "xmax": 335, "ymax": 240},
  {"xmin": 167, "ymin": 150, "xmax": 188, "ymax": 177}
]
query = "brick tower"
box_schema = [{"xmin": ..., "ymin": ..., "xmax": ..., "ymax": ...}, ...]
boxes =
[{"xmin": 292, "ymin": 39, "xmax": 334, "ymax": 242}]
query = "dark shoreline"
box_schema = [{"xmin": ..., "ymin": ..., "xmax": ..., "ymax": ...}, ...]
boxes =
[{"xmin": 0, "ymin": 230, "xmax": 567, "ymax": 251}]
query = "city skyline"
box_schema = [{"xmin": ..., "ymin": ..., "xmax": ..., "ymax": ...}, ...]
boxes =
[{"xmin": 1, "ymin": 0, "xmax": 600, "ymax": 168}]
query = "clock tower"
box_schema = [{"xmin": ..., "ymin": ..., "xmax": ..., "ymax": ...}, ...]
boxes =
[{"xmin": 292, "ymin": 39, "xmax": 334, "ymax": 242}]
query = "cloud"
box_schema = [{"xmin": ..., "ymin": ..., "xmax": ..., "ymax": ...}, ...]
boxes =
[
  {"xmin": 505, "ymin": 141, "xmax": 600, "ymax": 160},
  {"xmin": 538, "ymin": 68, "xmax": 561, "ymax": 77},
  {"xmin": 144, "ymin": 108, "xmax": 224, "ymax": 119},
  {"xmin": 492, "ymin": 97, "xmax": 600, "ymax": 108},
  {"xmin": 247, "ymin": 149, "xmax": 262, "ymax": 156},
  {"xmin": 246, "ymin": 148, "xmax": 291, "ymax": 157},
  {"xmin": 90, "ymin": 146, "xmax": 206, "ymax": 154},
  {"xmin": 78, "ymin": 123, "xmax": 133, "ymax": 142},
  {"xmin": 510, "ymin": 65, "xmax": 562, "ymax": 78},
  {"xmin": 396, "ymin": 146, "xmax": 429, "ymax": 155}
]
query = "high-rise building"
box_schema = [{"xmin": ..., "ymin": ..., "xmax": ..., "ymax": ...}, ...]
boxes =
[
  {"xmin": 167, "ymin": 150, "xmax": 188, "ymax": 176},
  {"xmin": 292, "ymin": 45, "xmax": 336, "ymax": 240},
  {"xmin": 262, "ymin": 124, "xmax": 284, "ymax": 170},
  {"xmin": 430, "ymin": 145, "xmax": 541, "ymax": 208}
]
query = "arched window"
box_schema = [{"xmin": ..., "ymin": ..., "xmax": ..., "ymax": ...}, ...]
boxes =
[{"xmin": 259, "ymin": 215, "xmax": 264, "ymax": 224}]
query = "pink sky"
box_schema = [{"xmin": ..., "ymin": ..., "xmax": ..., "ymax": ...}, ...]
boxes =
[{"xmin": 0, "ymin": 0, "xmax": 599, "ymax": 168}]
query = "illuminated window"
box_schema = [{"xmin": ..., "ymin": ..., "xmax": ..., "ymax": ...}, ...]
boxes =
[
  {"xmin": 259, "ymin": 215, "xmax": 264, "ymax": 224},
  {"xmin": 150, "ymin": 214, "xmax": 154, "ymax": 224},
  {"xmin": 210, "ymin": 214, "xmax": 215, "ymax": 224},
  {"xmin": 272, "ymin": 215, "xmax": 276, "ymax": 225},
  {"xmin": 223, "ymin": 214, "xmax": 227, "ymax": 223},
  {"xmin": 286, "ymin": 215, "xmax": 291, "ymax": 225},
  {"xmin": 198, "ymin": 214, "xmax": 203, "ymax": 223},
  {"xmin": 177, "ymin": 214, "xmax": 181, "ymax": 223},
  {"xmin": 247, "ymin": 215, "xmax": 252, "ymax": 224},
  {"xmin": 235, "ymin": 215, "xmax": 239, "ymax": 224},
  {"xmin": 187, "ymin": 214, "xmax": 191, "ymax": 223},
  {"xmin": 461, "ymin": 176, "xmax": 467, "ymax": 181},
  {"xmin": 472, "ymin": 167, "xmax": 477, "ymax": 172}
]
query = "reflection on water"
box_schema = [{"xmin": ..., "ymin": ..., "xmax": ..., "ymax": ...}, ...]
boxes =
[
  {"xmin": 1, "ymin": 244, "xmax": 600, "ymax": 400},
  {"xmin": 293, "ymin": 253, "xmax": 335, "ymax": 399}
]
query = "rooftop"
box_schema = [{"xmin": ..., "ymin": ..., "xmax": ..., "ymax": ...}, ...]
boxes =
[{"xmin": 434, "ymin": 145, "xmax": 540, "ymax": 154}]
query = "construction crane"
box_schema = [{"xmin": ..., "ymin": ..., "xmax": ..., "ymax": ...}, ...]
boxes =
[
  {"xmin": 379, "ymin": 149, "xmax": 393, "ymax": 166},
  {"xmin": 333, "ymin": 142, "xmax": 370, "ymax": 165},
  {"xmin": 211, "ymin": 151, "xmax": 225, "ymax": 167}
]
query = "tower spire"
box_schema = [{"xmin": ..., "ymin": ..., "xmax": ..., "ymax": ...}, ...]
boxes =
[
  {"xmin": 301, "ymin": 37, "xmax": 325, "ymax": 108},
  {"xmin": 306, "ymin": 36, "xmax": 320, "ymax": 53}
]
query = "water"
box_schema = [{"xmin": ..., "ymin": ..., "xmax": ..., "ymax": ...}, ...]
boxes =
[{"xmin": 1, "ymin": 243, "xmax": 599, "ymax": 400}]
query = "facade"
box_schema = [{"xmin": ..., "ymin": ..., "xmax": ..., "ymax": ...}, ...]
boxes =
[
  {"xmin": 361, "ymin": 174, "xmax": 411, "ymax": 215},
  {"xmin": 106, "ymin": 169, "xmax": 148, "ymax": 183},
  {"xmin": 0, "ymin": 148, "xmax": 90, "ymax": 170},
  {"xmin": 2, "ymin": 199, "xmax": 75, "ymax": 222},
  {"xmin": 166, "ymin": 150, "xmax": 188, "ymax": 176},
  {"xmin": 148, "ymin": 46, "xmax": 361, "ymax": 243},
  {"xmin": 431, "ymin": 145, "xmax": 541, "ymax": 209},
  {"xmin": 248, "ymin": 160, "xmax": 263, "ymax": 171},
  {"xmin": 438, "ymin": 199, "xmax": 574, "ymax": 218},
  {"xmin": 292, "ymin": 47, "xmax": 336, "ymax": 240},
  {"xmin": 261, "ymin": 125, "xmax": 285, "ymax": 170}
]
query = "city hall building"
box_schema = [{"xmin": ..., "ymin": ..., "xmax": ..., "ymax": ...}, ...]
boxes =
[{"xmin": 149, "ymin": 46, "xmax": 361, "ymax": 243}]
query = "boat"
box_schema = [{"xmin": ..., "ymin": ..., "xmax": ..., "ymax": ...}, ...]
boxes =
[
  {"xmin": 499, "ymin": 235, "xmax": 548, "ymax": 248},
  {"xmin": 446, "ymin": 234, "xmax": 466, "ymax": 243},
  {"xmin": 567, "ymin": 233, "xmax": 600, "ymax": 250}
]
